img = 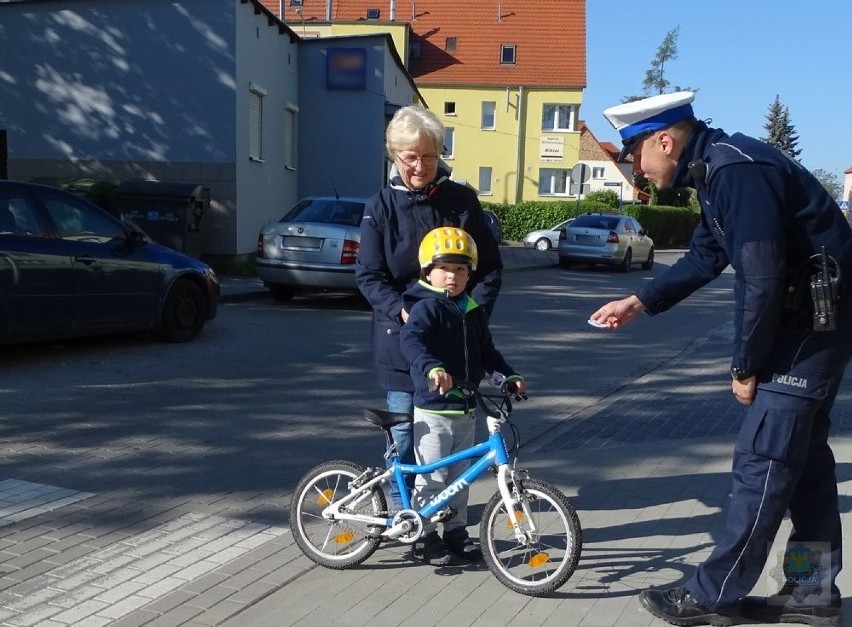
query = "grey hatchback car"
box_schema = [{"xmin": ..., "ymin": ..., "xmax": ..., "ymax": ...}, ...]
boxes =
[
  {"xmin": 557, "ymin": 213, "xmax": 654, "ymax": 272},
  {"xmin": 255, "ymin": 196, "xmax": 366, "ymax": 301}
]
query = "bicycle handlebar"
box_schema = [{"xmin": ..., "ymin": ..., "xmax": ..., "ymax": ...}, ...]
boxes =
[{"xmin": 453, "ymin": 379, "xmax": 527, "ymax": 418}]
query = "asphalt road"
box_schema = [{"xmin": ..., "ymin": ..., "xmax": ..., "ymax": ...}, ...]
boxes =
[{"xmin": 0, "ymin": 253, "xmax": 735, "ymax": 500}]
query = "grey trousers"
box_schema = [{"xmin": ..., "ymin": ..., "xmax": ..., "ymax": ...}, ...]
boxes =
[{"xmin": 413, "ymin": 408, "xmax": 476, "ymax": 534}]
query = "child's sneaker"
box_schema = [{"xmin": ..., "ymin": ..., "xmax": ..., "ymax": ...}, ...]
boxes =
[
  {"xmin": 443, "ymin": 529, "xmax": 483, "ymax": 563},
  {"xmin": 414, "ymin": 531, "xmax": 456, "ymax": 566}
]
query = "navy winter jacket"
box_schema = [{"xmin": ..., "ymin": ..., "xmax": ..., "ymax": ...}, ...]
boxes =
[
  {"xmin": 356, "ymin": 164, "xmax": 503, "ymax": 392},
  {"xmin": 399, "ymin": 281, "xmax": 517, "ymax": 413},
  {"xmin": 636, "ymin": 122, "xmax": 852, "ymax": 375}
]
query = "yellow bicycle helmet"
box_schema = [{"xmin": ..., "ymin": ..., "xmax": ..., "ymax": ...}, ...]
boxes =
[{"xmin": 418, "ymin": 227, "xmax": 478, "ymax": 271}]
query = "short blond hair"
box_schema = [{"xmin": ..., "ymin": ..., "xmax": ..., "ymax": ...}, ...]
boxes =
[{"xmin": 385, "ymin": 105, "xmax": 444, "ymax": 158}]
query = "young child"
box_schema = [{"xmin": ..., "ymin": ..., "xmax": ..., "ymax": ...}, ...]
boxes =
[{"xmin": 399, "ymin": 227, "xmax": 526, "ymax": 566}]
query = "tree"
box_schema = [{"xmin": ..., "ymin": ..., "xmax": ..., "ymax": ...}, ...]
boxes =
[
  {"xmin": 761, "ymin": 95, "xmax": 801, "ymax": 160},
  {"xmin": 623, "ymin": 27, "xmax": 695, "ymax": 102},
  {"xmin": 642, "ymin": 27, "xmax": 679, "ymax": 95},
  {"xmin": 811, "ymin": 168, "xmax": 842, "ymax": 200}
]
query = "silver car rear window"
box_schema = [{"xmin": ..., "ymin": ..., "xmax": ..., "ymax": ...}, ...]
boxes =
[
  {"xmin": 572, "ymin": 215, "xmax": 620, "ymax": 230},
  {"xmin": 282, "ymin": 199, "xmax": 364, "ymax": 226}
]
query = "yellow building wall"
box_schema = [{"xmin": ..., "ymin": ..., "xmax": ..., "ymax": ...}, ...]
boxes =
[
  {"xmin": 421, "ymin": 85, "xmax": 583, "ymax": 204},
  {"xmin": 520, "ymin": 89, "xmax": 583, "ymax": 202},
  {"xmin": 422, "ymin": 86, "xmax": 519, "ymax": 203}
]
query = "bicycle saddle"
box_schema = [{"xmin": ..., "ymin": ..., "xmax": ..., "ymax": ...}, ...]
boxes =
[{"xmin": 363, "ymin": 409, "xmax": 413, "ymax": 428}]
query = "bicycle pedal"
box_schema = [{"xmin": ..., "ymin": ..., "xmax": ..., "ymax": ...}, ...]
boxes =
[{"xmin": 432, "ymin": 506, "xmax": 457, "ymax": 523}]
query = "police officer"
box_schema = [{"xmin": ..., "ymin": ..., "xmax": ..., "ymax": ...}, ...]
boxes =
[{"xmin": 591, "ymin": 91, "xmax": 851, "ymax": 627}]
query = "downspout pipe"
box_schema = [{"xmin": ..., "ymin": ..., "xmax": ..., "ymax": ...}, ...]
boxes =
[{"xmin": 514, "ymin": 86, "xmax": 525, "ymax": 203}]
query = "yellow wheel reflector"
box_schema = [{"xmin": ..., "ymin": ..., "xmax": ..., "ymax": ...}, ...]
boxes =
[
  {"xmin": 335, "ymin": 531, "xmax": 355, "ymax": 544},
  {"xmin": 528, "ymin": 552, "xmax": 550, "ymax": 568},
  {"xmin": 317, "ymin": 488, "xmax": 333, "ymax": 506},
  {"xmin": 506, "ymin": 509, "xmax": 524, "ymax": 528}
]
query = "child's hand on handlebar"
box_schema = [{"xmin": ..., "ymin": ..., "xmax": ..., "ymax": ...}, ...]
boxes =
[
  {"xmin": 429, "ymin": 370, "xmax": 454, "ymax": 395},
  {"xmin": 506, "ymin": 377, "xmax": 527, "ymax": 399}
]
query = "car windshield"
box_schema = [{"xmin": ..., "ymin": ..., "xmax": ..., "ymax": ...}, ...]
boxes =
[
  {"xmin": 571, "ymin": 215, "xmax": 620, "ymax": 230},
  {"xmin": 281, "ymin": 199, "xmax": 364, "ymax": 227}
]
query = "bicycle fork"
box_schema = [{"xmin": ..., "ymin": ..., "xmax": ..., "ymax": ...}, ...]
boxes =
[{"xmin": 495, "ymin": 464, "xmax": 540, "ymax": 544}]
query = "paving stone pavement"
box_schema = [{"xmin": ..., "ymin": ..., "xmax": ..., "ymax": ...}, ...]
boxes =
[{"xmin": 0, "ymin": 245, "xmax": 849, "ymax": 626}]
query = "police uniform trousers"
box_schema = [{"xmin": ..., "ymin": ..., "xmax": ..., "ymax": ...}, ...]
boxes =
[{"xmin": 686, "ymin": 302, "xmax": 852, "ymax": 610}]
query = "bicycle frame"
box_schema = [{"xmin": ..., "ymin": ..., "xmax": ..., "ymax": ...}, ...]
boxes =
[{"xmin": 321, "ymin": 414, "xmax": 539, "ymax": 544}]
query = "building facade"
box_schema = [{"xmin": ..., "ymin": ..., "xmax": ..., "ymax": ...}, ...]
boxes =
[
  {"xmin": 0, "ymin": 0, "xmax": 420, "ymax": 263},
  {"xmin": 262, "ymin": 0, "xmax": 589, "ymax": 204}
]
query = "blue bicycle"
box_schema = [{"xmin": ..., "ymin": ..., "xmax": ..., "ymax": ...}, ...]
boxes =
[{"xmin": 289, "ymin": 380, "xmax": 582, "ymax": 596}]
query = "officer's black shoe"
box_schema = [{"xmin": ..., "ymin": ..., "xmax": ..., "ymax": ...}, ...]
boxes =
[
  {"xmin": 739, "ymin": 589, "xmax": 841, "ymax": 627},
  {"xmin": 638, "ymin": 587, "xmax": 736, "ymax": 626}
]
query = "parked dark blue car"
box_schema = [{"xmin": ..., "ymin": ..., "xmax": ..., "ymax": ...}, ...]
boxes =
[{"xmin": 0, "ymin": 180, "xmax": 218, "ymax": 344}]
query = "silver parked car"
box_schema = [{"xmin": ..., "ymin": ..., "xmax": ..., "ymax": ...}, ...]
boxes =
[
  {"xmin": 255, "ymin": 196, "xmax": 366, "ymax": 301},
  {"xmin": 523, "ymin": 218, "xmax": 574, "ymax": 251},
  {"xmin": 557, "ymin": 213, "xmax": 654, "ymax": 272}
]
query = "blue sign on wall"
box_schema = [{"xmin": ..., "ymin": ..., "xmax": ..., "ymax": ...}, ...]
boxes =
[{"xmin": 327, "ymin": 48, "xmax": 367, "ymax": 90}]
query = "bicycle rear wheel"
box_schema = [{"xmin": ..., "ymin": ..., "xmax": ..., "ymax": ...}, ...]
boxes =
[
  {"xmin": 480, "ymin": 477, "xmax": 582, "ymax": 596},
  {"xmin": 290, "ymin": 460, "xmax": 386, "ymax": 569}
]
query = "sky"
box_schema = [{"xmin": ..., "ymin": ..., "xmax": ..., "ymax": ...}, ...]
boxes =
[{"xmin": 583, "ymin": 1, "xmax": 852, "ymax": 187}]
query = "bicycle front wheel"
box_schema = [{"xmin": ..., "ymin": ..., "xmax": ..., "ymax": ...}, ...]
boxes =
[
  {"xmin": 290, "ymin": 460, "xmax": 386, "ymax": 569},
  {"xmin": 481, "ymin": 477, "xmax": 582, "ymax": 596}
]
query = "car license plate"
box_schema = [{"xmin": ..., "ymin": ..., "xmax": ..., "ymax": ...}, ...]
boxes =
[
  {"xmin": 574, "ymin": 234, "xmax": 598, "ymax": 244},
  {"xmin": 279, "ymin": 235, "xmax": 321, "ymax": 250}
]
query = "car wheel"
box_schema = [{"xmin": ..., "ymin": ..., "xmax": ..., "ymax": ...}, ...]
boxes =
[
  {"xmin": 642, "ymin": 247, "xmax": 655, "ymax": 270},
  {"xmin": 160, "ymin": 279, "xmax": 206, "ymax": 343},
  {"xmin": 619, "ymin": 248, "xmax": 632, "ymax": 273},
  {"xmin": 535, "ymin": 238, "xmax": 551, "ymax": 251},
  {"xmin": 558, "ymin": 257, "xmax": 572, "ymax": 269},
  {"xmin": 269, "ymin": 285, "xmax": 296, "ymax": 302}
]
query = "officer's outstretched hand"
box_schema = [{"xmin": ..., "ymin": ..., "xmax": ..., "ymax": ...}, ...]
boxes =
[
  {"xmin": 732, "ymin": 377, "xmax": 757, "ymax": 406},
  {"xmin": 590, "ymin": 294, "xmax": 646, "ymax": 329}
]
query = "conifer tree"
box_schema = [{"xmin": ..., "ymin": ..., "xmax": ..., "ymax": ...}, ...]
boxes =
[{"xmin": 762, "ymin": 95, "xmax": 801, "ymax": 160}]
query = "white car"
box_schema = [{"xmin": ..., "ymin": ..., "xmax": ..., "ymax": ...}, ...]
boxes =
[{"xmin": 522, "ymin": 218, "xmax": 574, "ymax": 251}]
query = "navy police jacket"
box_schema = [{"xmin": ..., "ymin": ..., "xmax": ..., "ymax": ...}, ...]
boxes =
[
  {"xmin": 399, "ymin": 280, "xmax": 517, "ymax": 413},
  {"xmin": 356, "ymin": 164, "xmax": 503, "ymax": 392},
  {"xmin": 636, "ymin": 122, "xmax": 852, "ymax": 375}
]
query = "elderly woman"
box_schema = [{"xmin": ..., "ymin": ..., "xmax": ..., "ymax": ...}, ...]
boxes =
[{"xmin": 356, "ymin": 105, "xmax": 503, "ymax": 522}]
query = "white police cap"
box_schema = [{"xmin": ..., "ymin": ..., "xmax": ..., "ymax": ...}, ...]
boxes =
[{"xmin": 603, "ymin": 91, "xmax": 695, "ymax": 159}]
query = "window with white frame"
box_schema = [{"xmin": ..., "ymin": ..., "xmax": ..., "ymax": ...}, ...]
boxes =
[
  {"xmin": 443, "ymin": 127, "xmax": 455, "ymax": 158},
  {"xmin": 284, "ymin": 102, "xmax": 298, "ymax": 169},
  {"xmin": 249, "ymin": 83, "xmax": 266, "ymax": 161},
  {"xmin": 538, "ymin": 168, "xmax": 570, "ymax": 196},
  {"xmin": 541, "ymin": 104, "xmax": 574, "ymax": 132},
  {"xmin": 500, "ymin": 44, "xmax": 516, "ymax": 64},
  {"xmin": 444, "ymin": 101, "xmax": 456, "ymax": 116},
  {"xmin": 592, "ymin": 166, "xmax": 605, "ymax": 179},
  {"xmin": 481, "ymin": 101, "xmax": 496, "ymax": 129},
  {"xmin": 478, "ymin": 167, "xmax": 492, "ymax": 194}
]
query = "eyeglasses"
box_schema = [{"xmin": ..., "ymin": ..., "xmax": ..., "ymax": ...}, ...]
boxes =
[{"xmin": 396, "ymin": 154, "xmax": 438, "ymax": 167}]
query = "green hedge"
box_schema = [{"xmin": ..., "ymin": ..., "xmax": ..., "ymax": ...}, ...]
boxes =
[
  {"xmin": 483, "ymin": 200, "xmax": 612, "ymax": 241},
  {"xmin": 620, "ymin": 204, "xmax": 700, "ymax": 249},
  {"xmin": 484, "ymin": 200, "xmax": 700, "ymax": 249}
]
